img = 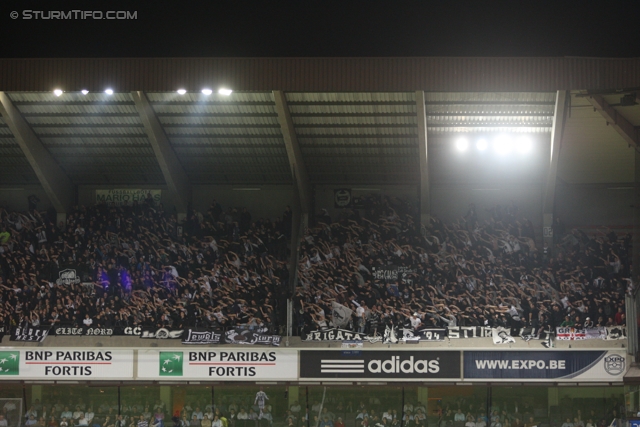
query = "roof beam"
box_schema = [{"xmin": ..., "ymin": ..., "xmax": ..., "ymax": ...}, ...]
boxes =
[
  {"xmin": 416, "ymin": 91, "xmax": 431, "ymax": 226},
  {"xmin": 131, "ymin": 91, "xmax": 190, "ymax": 216},
  {"xmin": 543, "ymin": 90, "xmax": 569, "ymax": 250},
  {"xmin": 586, "ymin": 94, "xmax": 640, "ymax": 149},
  {"xmin": 273, "ymin": 90, "xmax": 312, "ymax": 294},
  {"xmin": 0, "ymin": 92, "xmax": 74, "ymax": 215},
  {"xmin": 273, "ymin": 90, "xmax": 311, "ymax": 215}
]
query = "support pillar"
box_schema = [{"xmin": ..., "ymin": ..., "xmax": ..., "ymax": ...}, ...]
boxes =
[
  {"xmin": 548, "ymin": 387, "xmax": 559, "ymax": 414},
  {"xmin": 273, "ymin": 91, "xmax": 311, "ymax": 293},
  {"xmin": 634, "ymin": 150, "xmax": 640, "ymax": 284},
  {"xmin": 542, "ymin": 90, "xmax": 569, "ymax": 251},
  {"xmin": 159, "ymin": 386, "xmax": 172, "ymax": 415},
  {"xmin": 415, "ymin": 91, "xmax": 431, "ymax": 228},
  {"xmin": 288, "ymin": 386, "xmax": 300, "ymax": 409},
  {"xmin": 30, "ymin": 386, "xmax": 42, "ymax": 405},
  {"xmin": 56, "ymin": 212, "xmax": 67, "ymax": 229},
  {"xmin": 417, "ymin": 387, "xmax": 428, "ymax": 409}
]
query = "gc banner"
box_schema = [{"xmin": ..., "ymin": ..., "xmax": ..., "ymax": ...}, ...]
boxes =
[
  {"xmin": 300, "ymin": 350, "xmax": 461, "ymax": 381},
  {"xmin": 463, "ymin": 350, "xmax": 627, "ymax": 381},
  {"xmin": 0, "ymin": 349, "xmax": 134, "ymax": 380},
  {"xmin": 137, "ymin": 349, "xmax": 298, "ymax": 381}
]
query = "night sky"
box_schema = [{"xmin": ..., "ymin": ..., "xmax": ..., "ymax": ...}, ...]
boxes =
[{"xmin": 1, "ymin": 0, "xmax": 639, "ymax": 58}]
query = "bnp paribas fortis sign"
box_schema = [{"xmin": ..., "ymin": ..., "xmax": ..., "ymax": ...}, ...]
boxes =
[
  {"xmin": 0, "ymin": 352, "xmax": 20, "ymax": 375},
  {"xmin": 159, "ymin": 352, "xmax": 183, "ymax": 376}
]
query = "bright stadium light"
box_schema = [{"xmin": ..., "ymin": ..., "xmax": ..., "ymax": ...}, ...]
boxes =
[
  {"xmin": 53, "ymin": 89, "xmax": 63, "ymax": 97},
  {"xmin": 493, "ymin": 135, "xmax": 513, "ymax": 155},
  {"xmin": 455, "ymin": 137, "xmax": 469, "ymax": 152},
  {"xmin": 515, "ymin": 136, "xmax": 533, "ymax": 153},
  {"xmin": 201, "ymin": 88, "xmax": 213, "ymax": 95},
  {"xmin": 177, "ymin": 89, "xmax": 187, "ymax": 95},
  {"xmin": 476, "ymin": 138, "xmax": 488, "ymax": 151},
  {"xmin": 218, "ymin": 88, "xmax": 233, "ymax": 96},
  {"xmin": 104, "ymin": 88, "xmax": 114, "ymax": 95},
  {"xmin": 81, "ymin": 90, "xmax": 89, "ymax": 95}
]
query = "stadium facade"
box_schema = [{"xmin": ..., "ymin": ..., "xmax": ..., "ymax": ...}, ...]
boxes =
[{"xmin": 0, "ymin": 57, "xmax": 639, "ymax": 427}]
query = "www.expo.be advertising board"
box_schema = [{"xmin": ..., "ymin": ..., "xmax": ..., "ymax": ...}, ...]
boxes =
[{"xmin": 462, "ymin": 350, "xmax": 627, "ymax": 382}]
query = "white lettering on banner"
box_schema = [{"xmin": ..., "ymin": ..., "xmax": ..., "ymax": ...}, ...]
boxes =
[
  {"xmin": 124, "ymin": 326, "xmax": 141, "ymax": 335},
  {"xmin": 367, "ymin": 356, "xmax": 440, "ymax": 374},
  {"xmin": 475, "ymin": 359, "xmax": 566, "ymax": 370},
  {"xmin": 0, "ymin": 349, "xmax": 133, "ymax": 380},
  {"xmin": 137, "ymin": 349, "xmax": 298, "ymax": 381},
  {"xmin": 95, "ymin": 189, "xmax": 161, "ymax": 206}
]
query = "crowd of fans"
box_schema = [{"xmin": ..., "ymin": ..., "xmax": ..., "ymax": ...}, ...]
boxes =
[
  {"xmin": 0, "ymin": 192, "xmax": 632, "ymax": 340},
  {"xmin": 294, "ymin": 196, "xmax": 631, "ymax": 337},
  {"xmin": 0, "ymin": 197, "xmax": 292, "ymax": 334}
]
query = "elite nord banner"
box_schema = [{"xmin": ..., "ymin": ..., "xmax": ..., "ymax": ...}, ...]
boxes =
[{"xmin": 463, "ymin": 350, "xmax": 627, "ymax": 381}]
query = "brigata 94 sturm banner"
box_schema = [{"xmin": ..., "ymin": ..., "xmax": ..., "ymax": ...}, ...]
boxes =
[
  {"xmin": 0, "ymin": 349, "xmax": 134, "ymax": 380},
  {"xmin": 137, "ymin": 349, "xmax": 298, "ymax": 381},
  {"xmin": 463, "ymin": 350, "xmax": 627, "ymax": 381}
]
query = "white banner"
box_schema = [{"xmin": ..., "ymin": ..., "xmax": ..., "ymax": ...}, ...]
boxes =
[
  {"xmin": 492, "ymin": 327, "xmax": 516, "ymax": 345},
  {"xmin": 0, "ymin": 349, "xmax": 134, "ymax": 380},
  {"xmin": 556, "ymin": 326, "xmax": 626, "ymax": 340},
  {"xmin": 96, "ymin": 189, "xmax": 161, "ymax": 205},
  {"xmin": 137, "ymin": 349, "xmax": 298, "ymax": 381}
]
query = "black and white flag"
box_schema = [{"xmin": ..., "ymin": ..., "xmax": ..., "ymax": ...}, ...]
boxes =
[
  {"xmin": 492, "ymin": 327, "xmax": 516, "ymax": 345},
  {"xmin": 331, "ymin": 302, "xmax": 353, "ymax": 328},
  {"xmin": 10, "ymin": 325, "xmax": 50, "ymax": 342}
]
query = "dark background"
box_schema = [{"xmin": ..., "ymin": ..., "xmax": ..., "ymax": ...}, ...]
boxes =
[{"xmin": 0, "ymin": 0, "xmax": 639, "ymax": 58}]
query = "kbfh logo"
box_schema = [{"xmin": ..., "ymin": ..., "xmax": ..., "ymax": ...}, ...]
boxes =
[
  {"xmin": 334, "ymin": 189, "xmax": 351, "ymax": 207},
  {"xmin": 159, "ymin": 352, "xmax": 183, "ymax": 376},
  {"xmin": 0, "ymin": 351, "xmax": 20, "ymax": 375},
  {"xmin": 604, "ymin": 355, "xmax": 625, "ymax": 375}
]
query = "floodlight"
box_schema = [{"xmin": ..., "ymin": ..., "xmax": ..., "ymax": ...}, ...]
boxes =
[
  {"xmin": 493, "ymin": 135, "xmax": 513, "ymax": 155},
  {"xmin": 218, "ymin": 88, "xmax": 233, "ymax": 96},
  {"xmin": 515, "ymin": 136, "xmax": 533, "ymax": 153},
  {"xmin": 53, "ymin": 89, "xmax": 63, "ymax": 97},
  {"xmin": 81, "ymin": 90, "xmax": 89, "ymax": 95},
  {"xmin": 201, "ymin": 88, "xmax": 213, "ymax": 95},
  {"xmin": 476, "ymin": 139, "xmax": 488, "ymax": 151},
  {"xmin": 177, "ymin": 89, "xmax": 187, "ymax": 95},
  {"xmin": 455, "ymin": 138, "xmax": 469, "ymax": 152},
  {"xmin": 104, "ymin": 89, "xmax": 114, "ymax": 95}
]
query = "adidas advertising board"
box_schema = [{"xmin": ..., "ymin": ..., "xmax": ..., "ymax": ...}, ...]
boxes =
[
  {"xmin": 463, "ymin": 350, "xmax": 627, "ymax": 381},
  {"xmin": 137, "ymin": 349, "xmax": 298, "ymax": 380},
  {"xmin": 299, "ymin": 350, "xmax": 461, "ymax": 381},
  {"xmin": 0, "ymin": 349, "xmax": 134, "ymax": 380}
]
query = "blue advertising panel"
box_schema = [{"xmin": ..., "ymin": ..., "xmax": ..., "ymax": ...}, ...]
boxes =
[{"xmin": 464, "ymin": 350, "xmax": 626, "ymax": 381}]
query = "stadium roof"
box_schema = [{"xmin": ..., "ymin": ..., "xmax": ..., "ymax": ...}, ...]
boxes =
[{"xmin": 0, "ymin": 57, "xmax": 638, "ymax": 190}]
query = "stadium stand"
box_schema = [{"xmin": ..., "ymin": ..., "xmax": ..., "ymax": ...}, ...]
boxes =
[
  {"xmin": 0, "ymin": 201, "xmax": 292, "ymax": 333},
  {"xmin": 295, "ymin": 195, "xmax": 631, "ymax": 337}
]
